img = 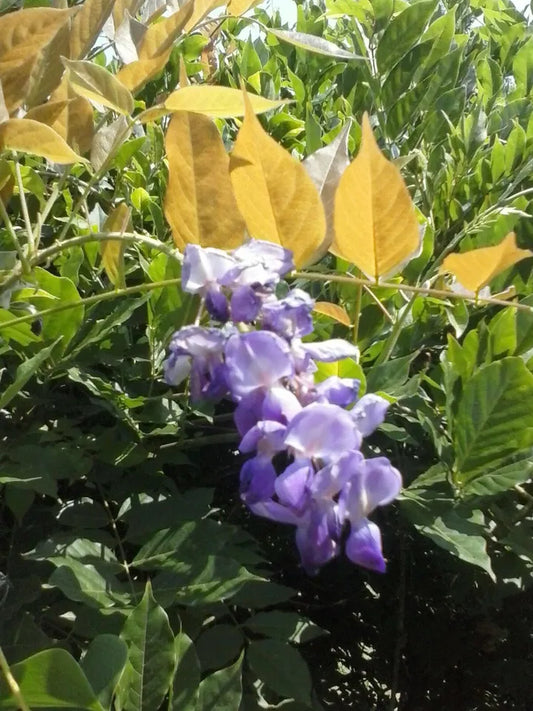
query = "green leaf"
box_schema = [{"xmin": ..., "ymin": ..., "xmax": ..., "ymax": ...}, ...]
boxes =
[
  {"xmin": 231, "ymin": 580, "xmax": 296, "ymax": 609},
  {"xmin": 365, "ymin": 352, "xmax": 417, "ymax": 397},
  {"xmin": 196, "ymin": 624, "xmax": 244, "ymax": 672},
  {"xmin": 197, "ymin": 651, "xmax": 243, "ymax": 711},
  {"xmin": 244, "ymin": 611, "xmax": 326, "ymax": 644},
  {"xmin": 453, "ymin": 357, "xmax": 533, "ymax": 485},
  {"xmin": 461, "ymin": 451, "xmax": 533, "ymax": 498},
  {"xmin": 0, "ymin": 649, "xmax": 104, "ymax": 710},
  {"xmin": 266, "ymin": 27, "xmax": 362, "ymax": 60},
  {"xmin": 0, "ymin": 339, "xmax": 58, "ymax": 409},
  {"xmin": 81, "ymin": 634, "xmax": 128, "ymax": 709},
  {"xmin": 49, "ymin": 558, "xmax": 128, "ymax": 609},
  {"xmin": 115, "ymin": 581, "xmax": 176, "ymax": 711},
  {"xmin": 170, "ymin": 631, "xmax": 200, "ymax": 711},
  {"xmin": 247, "ymin": 640, "xmax": 312, "ymax": 704},
  {"xmin": 376, "ymin": 0, "xmax": 438, "ymax": 74},
  {"xmin": 34, "ymin": 267, "xmax": 84, "ymax": 352},
  {"xmin": 400, "ymin": 491, "xmax": 494, "ymax": 577}
]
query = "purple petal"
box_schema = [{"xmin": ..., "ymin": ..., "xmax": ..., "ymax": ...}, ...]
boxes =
[
  {"xmin": 170, "ymin": 326, "xmax": 227, "ymax": 358},
  {"xmin": 226, "ymin": 239, "xmax": 294, "ymax": 286},
  {"xmin": 345, "ymin": 520, "xmax": 386, "ymax": 573},
  {"xmin": 248, "ymin": 499, "xmax": 301, "ymax": 525},
  {"xmin": 295, "ymin": 501, "xmax": 340, "ymax": 574},
  {"xmin": 230, "ymin": 285, "xmax": 262, "ymax": 322},
  {"xmin": 182, "ymin": 244, "xmax": 236, "ymax": 294},
  {"xmin": 313, "ymin": 376, "xmax": 360, "ymax": 407},
  {"xmin": 234, "ymin": 390, "xmax": 266, "ymax": 436},
  {"xmin": 301, "ymin": 339, "xmax": 359, "ymax": 362},
  {"xmin": 341, "ymin": 457, "xmax": 402, "ymax": 523},
  {"xmin": 239, "ymin": 420, "xmax": 287, "ymax": 456},
  {"xmin": 225, "ymin": 331, "xmax": 294, "ymax": 399},
  {"xmin": 311, "ymin": 450, "xmax": 364, "ymax": 499},
  {"xmin": 351, "ymin": 394, "xmax": 390, "ymax": 437},
  {"xmin": 262, "ymin": 289, "xmax": 314, "ymax": 339},
  {"xmin": 240, "ymin": 456, "xmax": 276, "ymax": 504},
  {"xmin": 163, "ymin": 352, "xmax": 191, "ymax": 386},
  {"xmin": 275, "ymin": 460, "xmax": 313, "ymax": 512},
  {"xmin": 284, "ymin": 403, "xmax": 360, "ymax": 462},
  {"xmin": 262, "ymin": 387, "xmax": 302, "ymax": 425},
  {"xmin": 364, "ymin": 457, "xmax": 402, "ymax": 509},
  {"xmin": 205, "ymin": 287, "xmax": 229, "ymax": 322}
]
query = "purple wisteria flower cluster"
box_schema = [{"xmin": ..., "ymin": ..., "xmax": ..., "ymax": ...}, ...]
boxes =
[{"xmin": 164, "ymin": 240, "xmax": 402, "ymax": 575}]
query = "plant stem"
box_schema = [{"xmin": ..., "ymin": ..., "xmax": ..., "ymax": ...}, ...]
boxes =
[
  {"xmin": 292, "ymin": 271, "xmax": 533, "ymax": 313},
  {"xmin": 352, "ymin": 281, "xmax": 362, "ymax": 345},
  {"xmin": 0, "ymin": 278, "xmax": 183, "ymax": 330},
  {"xmin": 13, "ymin": 157, "xmax": 35, "ymax": 255},
  {"xmin": 0, "ymin": 196, "xmax": 30, "ymax": 274},
  {"xmin": 0, "ymin": 646, "xmax": 31, "ymax": 711}
]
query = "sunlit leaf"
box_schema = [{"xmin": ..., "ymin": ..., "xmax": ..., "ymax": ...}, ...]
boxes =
[
  {"xmin": 0, "ymin": 118, "xmax": 82, "ymax": 164},
  {"xmin": 116, "ymin": 48, "xmax": 172, "ymax": 93},
  {"xmin": 113, "ymin": 0, "xmax": 143, "ymax": 32},
  {"xmin": 69, "ymin": 0, "xmax": 114, "ymax": 60},
  {"xmin": 184, "ymin": 0, "xmax": 225, "ymax": 33},
  {"xmin": 0, "ymin": 649, "xmax": 104, "ymax": 711},
  {"xmin": 25, "ymin": 19, "xmax": 71, "ymax": 108},
  {"xmin": 440, "ymin": 232, "xmax": 532, "ymax": 295},
  {"xmin": 266, "ymin": 28, "xmax": 362, "ymax": 60},
  {"xmin": 227, "ymin": 0, "xmax": 262, "ymax": 15},
  {"xmin": 137, "ymin": 0, "xmax": 193, "ymax": 60},
  {"xmin": 229, "ymin": 90, "xmax": 325, "ymax": 267},
  {"xmin": 164, "ymin": 111, "xmax": 245, "ymax": 251},
  {"xmin": 101, "ymin": 203, "xmax": 130, "ymax": 288},
  {"xmin": 164, "ymin": 85, "xmax": 288, "ymax": 118},
  {"xmin": 48, "ymin": 78, "xmax": 95, "ymax": 155},
  {"xmin": 303, "ymin": 121, "xmax": 351, "ymax": 264},
  {"xmin": 90, "ymin": 116, "xmax": 130, "ymax": 171},
  {"xmin": 333, "ymin": 112, "xmax": 420, "ymax": 280},
  {"xmin": 115, "ymin": 581, "xmax": 176, "ymax": 711},
  {"xmin": 313, "ymin": 302, "xmax": 351, "ymax": 326},
  {"xmin": 453, "ymin": 357, "xmax": 533, "ymax": 485},
  {"xmin": 114, "ymin": 11, "xmax": 146, "ymax": 64},
  {"xmin": 0, "ymin": 7, "xmax": 73, "ymax": 70},
  {"xmin": 63, "ymin": 58, "xmax": 134, "ymax": 115}
]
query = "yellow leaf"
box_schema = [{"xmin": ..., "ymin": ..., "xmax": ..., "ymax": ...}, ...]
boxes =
[
  {"xmin": 0, "ymin": 7, "xmax": 74, "ymax": 113},
  {"xmin": 63, "ymin": 58, "xmax": 134, "ymax": 115},
  {"xmin": 0, "ymin": 7, "xmax": 73, "ymax": 71},
  {"xmin": 0, "ymin": 119, "xmax": 83, "ymax": 164},
  {"xmin": 116, "ymin": 47, "xmax": 172, "ymax": 93},
  {"xmin": 184, "ymin": 0, "xmax": 225, "ymax": 33},
  {"xmin": 137, "ymin": 0, "xmax": 193, "ymax": 60},
  {"xmin": 313, "ymin": 301, "xmax": 351, "ymax": 326},
  {"xmin": 112, "ymin": 0, "xmax": 143, "ymax": 31},
  {"xmin": 440, "ymin": 232, "xmax": 532, "ymax": 294},
  {"xmin": 0, "ymin": 54, "xmax": 34, "ymax": 115},
  {"xmin": 164, "ymin": 85, "xmax": 288, "ymax": 118},
  {"xmin": 0, "ymin": 81, "xmax": 9, "ymax": 124},
  {"xmin": 49, "ymin": 77, "xmax": 94, "ymax": 154},
  {"xmin": 333, "ymin": 113, "xmax": 420, "ymax": 281},
  {"xmin": 227, "ymin": 0, "xmax": 262, "ymax": 15},
  {"xmin": 164, "ymin": 111, "xmax": 245, "ymax": 251},
  {"xmin": 101, "ymin": 203, "xmax": 131, "ymax": 288},
  {"xmin": 229, "ymin": 89, "xmax": 325, "ymax": 268},
  {"xmin": 25, "ymin": 19, "xmax": 71, "ymax": 107},
  {"xmin": 69, "ymin": 0, "xmax": 115, "ymax": 60},
  {"xmin": 25, "ymin": 100, "xmax": 71, "ymax": 126}
]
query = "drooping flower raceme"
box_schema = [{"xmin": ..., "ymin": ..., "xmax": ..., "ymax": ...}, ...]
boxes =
[{"xmin": 164, "ymin": 239, "xmax": 402, "ymax": 575}]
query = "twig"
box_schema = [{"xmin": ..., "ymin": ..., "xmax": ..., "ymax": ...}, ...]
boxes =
[{"xmin": 0, "ymin": 646, "xmax": 31, "ymax": 711}]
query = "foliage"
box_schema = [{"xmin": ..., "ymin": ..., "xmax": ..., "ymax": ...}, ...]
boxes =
[{"xmin": 0, "ymin": 0, "xmax": 532, "ymax": 709}]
